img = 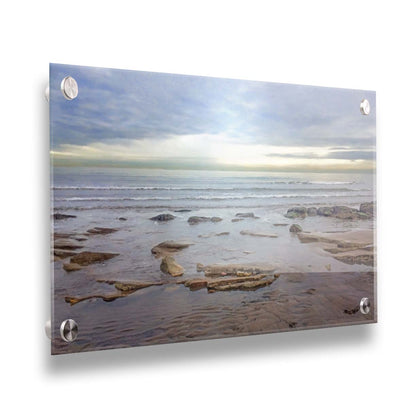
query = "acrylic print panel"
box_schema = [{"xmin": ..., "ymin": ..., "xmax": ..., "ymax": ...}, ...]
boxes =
[{"xmin": 50, "ymin": 63, "xmax": 377, "ymax": 355}]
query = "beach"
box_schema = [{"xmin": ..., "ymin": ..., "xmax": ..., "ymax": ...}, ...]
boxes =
[{"xmin": 51, "ymin": 167, "xmax": 376, "ymax": 354}]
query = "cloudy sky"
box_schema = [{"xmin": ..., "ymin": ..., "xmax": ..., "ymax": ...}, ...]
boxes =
[{"xmin": 50, "ymin": 63, "xmax": 376, "ymax": 172}]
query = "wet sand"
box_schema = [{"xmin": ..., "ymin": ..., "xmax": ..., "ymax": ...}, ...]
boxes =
[{"xmin": 52, "ymin": 271, "xmax": 375, "ymax": 354}]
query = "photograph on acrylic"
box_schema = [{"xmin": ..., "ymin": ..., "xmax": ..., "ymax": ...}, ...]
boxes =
[{"xmin": 50, "ymin": 64, "xmax": 376, "ymax": 354}]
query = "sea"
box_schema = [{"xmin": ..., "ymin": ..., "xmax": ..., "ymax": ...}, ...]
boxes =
[{"xmin": 52, "ymin": 167, "xmax": 375, "ymax": 212}]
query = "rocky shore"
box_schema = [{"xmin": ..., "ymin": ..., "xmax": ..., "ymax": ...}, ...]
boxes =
[
  {"xmin": 285, "ymin": 202, "xmax": 375, "ymax": 220},
  {"xmin": 53, "ymin": 202, "xmax": 375, "ymax": 308}
]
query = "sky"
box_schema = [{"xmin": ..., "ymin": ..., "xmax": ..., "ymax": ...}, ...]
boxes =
[{"xmin": 50, "ymin": 64, "xmax": 376, "ymax": 172}]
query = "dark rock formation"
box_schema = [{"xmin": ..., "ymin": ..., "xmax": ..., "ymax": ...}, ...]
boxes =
[
  {"xmin": 360, "ymin": 202, "xmax": 375, "ymax": 216},
  {"xmin": 289, "ymin": 224, "xmax": 303, "ymax": 233},
  {"xmin": 285, "ymin": 207, "xmax": 307, "ymax": 219},
  {"xmin": 53, "ymin": 213, "xmax": 77, "ymax": 220},
  {"xmin": 150, "ymin": 213, "xmax": 176, "ymax": 222},
  {"xmin": 70, "ymin": 251, "xmax": 119, "ymax": 266}
]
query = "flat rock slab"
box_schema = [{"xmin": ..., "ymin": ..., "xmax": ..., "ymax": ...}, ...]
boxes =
[
  {"xmin": 151, "ymin": 240, "xmax": 194, "ymax": 258},
  {"xmin": 97, "ymin": 279, "xmax": 163, "ymax": 291},
  {"xmin": 240, "ymin": 230, "xmax": 278, "ymax": 238},
  {"xmin": 334, "ymin": 250, "xmax": 374, "ymax": 266},
  {"xmin": 298, "ymin": 230, "xmax": 373, "ymax": 246},
  {"xmin": 66, "ymin": 279, "xmax": 163, "ymax": 305},
  {"xmin": 297, "ymin": 230, "xmax": 375, "ymax": 266},
  {"xmin": 65, "ymin": 293, "xmax": 128, "ymax": 306},
  {"xmin": 63, "ymin": 263, "xmax": 83, "ymax": 272},
  {"xmin": 188, "ymin": 216, "xmax": 222, "ymax": 225},
  {"xmin": 183, "ymin": 273, "xmax": 278, "ymax": 292},
  {"xmin": 54, "ymin": 238, "xmax": 84, "ymax": 250},
  {"xmin": 87, "ymin": 227, "xmax": 118, "ymax": 235},
  {"xmin": 198, "ymin": 262, "xmax": 277, "ymax": 278},
  {"xmin": 54, "ymin": 249, "xmax": 78, "ymax": 259},
  {"xmin": 198, "ymin": 232, "xmax": 230, "ymax": 238},
  {"xmin": 70, "ymin": 251, "xmax": 119, "ymax": 266},
  {"xmin": 235, "ymin": 212, "xmax": 259, "ymax": 218}
]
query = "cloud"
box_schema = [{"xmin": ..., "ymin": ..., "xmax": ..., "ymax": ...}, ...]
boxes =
[
  {"xmin": 266, "ymin": 150, "xmax": 375, "ymax": 160},
  {"xmin": 50, "ymin": 64, "xmax": 376, "ymax": 171}
]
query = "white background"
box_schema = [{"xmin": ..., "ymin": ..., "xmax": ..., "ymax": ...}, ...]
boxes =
[{"xmin": 1, "ymin": 1, "xmax": 415, "ymax": 414}]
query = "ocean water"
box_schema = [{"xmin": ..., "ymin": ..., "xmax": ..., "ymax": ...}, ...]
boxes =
[
  {"xmin": 53, "ymin": 167, "xmax": 375, "ymax": 212},
  {"xmin": 51, "ymin": 167, "xmax": 376, "ymax": 354}
]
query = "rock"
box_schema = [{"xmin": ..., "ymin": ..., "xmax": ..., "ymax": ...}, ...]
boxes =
[
  {"xmin": 54, "ymin": 238, "xmax": 84, "ymax": 250},
  {"xmin": 87, "ymin": 227, "xmax": 118, "ymax": 235},
  {"xmin": 70, "ymin": 251, "xmax": 119, "ymax": 266},
  {"xmin": 54, "ymin": 232, "xmax": 73, "ymax": 239},
  {"xmin": 65, "ymin": 293, "xmax": 127, "ymax": 305},
  {"xmin": 360, "ymin": 202, "xmax": 375, "ymax": 216},
  {"xmin": 97, "ymin": 279, "xmax": 163, "ymax": 291},
  {"xmin": 332, "ymin": 206, "xmax": 359, "ymax": 220},
  {"xmin": 307, "ymin": 207, "xmax": 318, "ymax": 216},
  {"xmin": 201, "ymin": 263, "xmax": 276, "ymax": 278},
  {"xmin": 232, "ymin": 218, "xmax": 244, "ymax": 222},
  {"xmin": 297, "ymin": 230, "xmax": 373, "ymax": 247},
  {"xmin": 317, "ymin": 206, "xmax": 335, "ymax": 216},
  {"xmin": 198, "ymin": 232, "xmax": 230, "ymax": 238},
  {"xmin": 240, "ymin": 230, "xmax": 278, "ymax": 238},
  {"xmin": 289, "ymin": 224, "xmax": 302, "ymax": 233},
  {"xmin": 151, "ymin": 240, "xmax": 194, "ymax": 258},
  {"xmin": 118, "ymin": 217, "xmax": 127, "ymax": 221},
  {"xmin": 63, "ymin": 263, "xmax": 83, "ymax": 272},
  {"xmin": 285, "ymin": 207, "xmax": 307, "ymax": 219},
  {"xmin": 184, "ymin": 279, "xmax": 208, "ymax": 291},
  {"xmin": 53, "ymin": 213, "xmax": 76, "ymax": 220},
  {"xmin": 196, "ymin": 263, "xmax": 205, "ymax": 272},
  {"xmin": 174, "ymin": 209, "xmax": 192, "ymax": 212},
  {"xmin": 188, "ymin": 216, "xmax": 222, "ymax": 225},
  {"xmin": 183, "ymin": 273, "xmax": 278, "ymax": 292},
  {"xmin": 150, "ymin": 213, "xmax": 175, "ymax": 222},
  {"xmin": 334, "ymin": 252, "xmax": 374, "ymax": 266},
  {"xmin": 208, "ymin": 276, "xmax": 276, "ymax": 292},
  {"xmin": 160, "ymin": 256, "xmax": 184, "ymax": 277},
  {"xmin": 274, "ymin": 273, "xmax": 281, "ymax": 278},
  {"xmin": 235, "ymin": 212, "xmax": 259, "ymax": 218},
  {"xmin": 53, "ymin": 249, "xmax": 77, "ymax": 258},
  {"xmin": 54, "ymin": 232, "xmax": 87, "ymax": 241},
  {"xmin": 273, "ymin": 223, "xmax": 289, "ymax": 227}
]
